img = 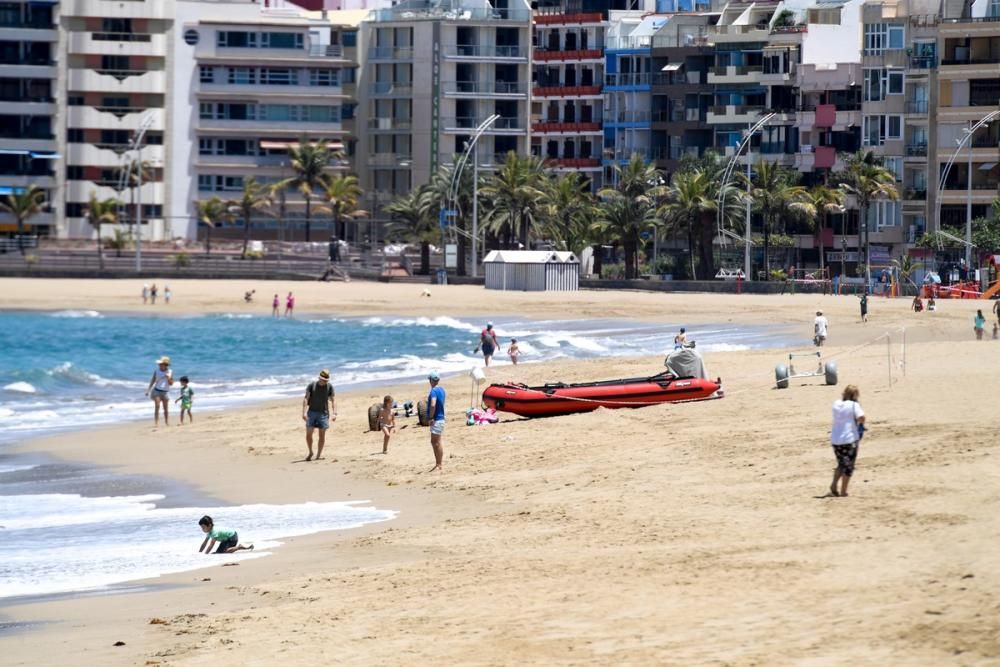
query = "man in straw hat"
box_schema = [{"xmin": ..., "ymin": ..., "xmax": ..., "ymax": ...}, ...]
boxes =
[
  {"xmin": 145, "ymin": 355, "xmax": 174, "ymax": 426},
  {"xmin": 302, "ymin": 369, "xmax": 337, "ymax": 461}
]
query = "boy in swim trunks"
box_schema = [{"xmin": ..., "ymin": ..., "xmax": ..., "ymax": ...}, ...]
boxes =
[
  {"xmin": 175, "ymin": 375, "xmax": 194, "ymax": 424},
  {"xmin": 198, "ymin": 515, "xmax": 253, "ymax": 554}
]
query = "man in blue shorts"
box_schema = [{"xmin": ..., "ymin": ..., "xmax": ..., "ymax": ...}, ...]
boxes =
[
  {"xmin": 302, "ymin": 369, "xmax": 336, "ymax": 461},
  {"xmin": 427, "ymin": 371, "xmax": 446, "ymax": 471},
  {"xmin": 476, "ymin": 322, "xmax": 499, "ymax": 366}
]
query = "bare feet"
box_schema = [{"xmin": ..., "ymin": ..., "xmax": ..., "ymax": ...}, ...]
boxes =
[
  {"xmin": 305, "ymin": 453, "xmax": 312, "ymax": 462},
  {"xmin": 315, "ymin": 456, "xmax": 324, "ymax": 461},
  {"xmin": 829, "ymin": 485, "xmax": 839, "ymax": 497},
  {"xmin": 429, "ymin": 465, "xmax": 442, "ymax": 473}
]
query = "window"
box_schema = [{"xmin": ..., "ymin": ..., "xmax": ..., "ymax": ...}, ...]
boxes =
[
  {"xmin": 864, "ymin": 24, "xmax": 903, "ymax": 55},
  {"xmin": 262, "ymin": 32, "xmax": 303, "ymax": 49},
  {"xmin": 863, "ymin": 114, "xmax": 903, "ymax": 145},
  {"xmin": 67, "ymin": 128, "xmax": 83, "ymax": 142},
  {"xmin": 66, "ymin": 165, "xmax": 84, "ymax": 180},
  {"xmin": 340, "ymin": 103, "xmax": 355, "ymax": 120},
  {"xmin": 198, "ymin": 138, "xmax": 214, "ymax": 155},
  {"xmin": 227, "ymin": 67, "xmax": 256, "ymax": 85},
  {"xmin": 887, "ymin": 25, "xmax": 904, "ymax": 50},
  {"xmin": 217, "ymin": 31, "xmax": 253, "ymax": 48},
  {"xmin": 102, "ymin": 17, "xmax": 132, "ymax": 33},
  {"xmin": 199, "ymin": 66, "xmax": 214, "ymax": 84},
  {"xmin": 101, "ymin": 96, "xmax": 129, "ymax": 108},
  {"xmin": 309, "ymin": 69, "xmax": 339, "ymax": 86},
  {"xmin": 68, "ymin": 95, "xmax": 84, "ymax": 106},
  {"xmin": 100, "ymin": 55, "xmax": 130, "ymax": 72},
  {"xmin": 141, "ymin": 204, "xmax": 162, "ymax": 218},
  {"xmin": 260, "ymin": 68, "xmax": 294, "ymax": 85},
  {"xmin": 883, "ymin": 157, "xmax": 903, "ymax": 181},
  {"xmin": 199, "ymin": 102, "xmax": 256, "ymax": 120},
  {"xmin": 198, "ymin": 174, "xmax": 213, "ymax": 190},
  {"xmin": 342, "ymin": 31, "xmax": 357, "ymax": 47},
  {"xmin": 887, "ymin": 70, "xmax": 904, "ymax": 95},
  {"xmin": 887, "ymin": 115, "xmax": 902, "ymax": 139}
]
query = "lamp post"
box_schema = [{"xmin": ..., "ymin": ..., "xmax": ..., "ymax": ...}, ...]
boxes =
[
  {"xmin": 125, "ymin": 113, "xmax": 155, "ymax": 272},
  {"xmin": 446, "ymin": 114, "xmax": 498, "ymax": 277},
  {"xmin": 936, "ymin": 109, "xmax": 999, "ymax": 269}
]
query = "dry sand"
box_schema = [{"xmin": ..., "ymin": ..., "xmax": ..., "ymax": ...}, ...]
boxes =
[{"xmin": 0, "ymin": 278, "xmax": 998, "ymax": 666}]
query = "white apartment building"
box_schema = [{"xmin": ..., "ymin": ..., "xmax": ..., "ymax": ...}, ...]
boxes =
[
  {"xmin": 357, "ymin": 0, "xmax": 533, "ymax": 223},
  {"xmin": 0, "ymin": 0, "xmax": 59, "ymax": 238}
]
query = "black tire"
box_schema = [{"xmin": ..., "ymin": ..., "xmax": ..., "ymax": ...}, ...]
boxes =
[
  {"xmin": 367, "ymin": 404, "xmax": 381, "ymax": 432},
  {"xmin": 417, "ymin": 399, "xmax": 429, "ymax": 427},
  {"xmin": 775, "ymin": 364, "xmax": 789, "ymax": 389},
  {"xmin": 824, "ymin": 361, "xmax": 839, "ymax": 386}
]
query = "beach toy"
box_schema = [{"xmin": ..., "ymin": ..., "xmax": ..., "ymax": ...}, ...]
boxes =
[{"xmin": 775, "ymin": 352, "xmax": 837, "ymax": 389}]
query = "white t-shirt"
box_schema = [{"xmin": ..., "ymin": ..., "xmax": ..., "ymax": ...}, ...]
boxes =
[
  {"xmin": 814, "ymin": 316, "xmax": 829, "ymax": 338},
  {"xmin": 831, "ymin": 399, "xmax": 864, "ymax": 445},
  {"xmin": 153, "ymin": 368, "xmax": 172, "ymax": 392}
]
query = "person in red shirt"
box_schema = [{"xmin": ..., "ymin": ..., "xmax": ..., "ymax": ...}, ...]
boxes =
[{"xmin": 474, "ymin": 322, "xmax": 500, "ymax": 366}]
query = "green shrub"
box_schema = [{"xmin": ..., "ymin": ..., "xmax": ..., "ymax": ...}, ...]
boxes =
[
  {"xmin": 173, "ymin": 252, "xmax": 191, "ymax": 269},
  {"xmin": 245, "ymin": 250, "xmax": 265, "ymax": 260},
  {"xmin": 600, "ymin": 262, "xmax": 625, "ymax": 279},
  {"xmin": 24, "ymin": 254, "xmax": 38, "ymax": 266}
]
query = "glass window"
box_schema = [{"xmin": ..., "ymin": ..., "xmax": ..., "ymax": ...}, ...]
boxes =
[
  {"xmin": 309, "ymin": 69, "xmax": 338, "ymax": 86},
  {"xmin": 218, "ymin": 31, "xmax": 249, "ymax": 48},
  {"xmin": 887, "ymin": 70, "xmax": 904, "ymax": 95},
  {"xmin": 260, "ymin": 68, "xmax": 294, "ymax": 85},
  {"xmin": 198, "ymin": 174, "xmax": 213, "ymax": 190},
  {"xmin": 198, "ymin": 138, "xmax": 214, "ymax": 155},
  {"xmin": 264, "ymin": 32, "xmax": 302, "ymax": 49},
  {"xmin": 199, "ymin": 102, "xmax": 214, "ymax": 119},
  {"xmin": 342, "ymin": 31, "xmax": 357, "ymax": 47},
  {"xmin": 227, "ymin": 67, "xmax": 255, "ymax": 85},
  {"xmin": 887, "ymin": 115, "xmax": 902, "ymax": 139},
  {"xmin": 199, "ymin": 66, "xmax": 214, "ymax": 84},
  {"xmin": 864, "ymin": 23, "xmax": 886, "ymax": 55},
  {"xmin": 887, "ymin": 25, "xmax": 904, "ymax": 50},
  {"xmin": 863, "ymin": 68, "xmax": 883, "ymax": 102}
]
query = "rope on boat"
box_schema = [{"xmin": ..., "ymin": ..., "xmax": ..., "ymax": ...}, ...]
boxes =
[{"xmin": 493, "ymin": 383, "xmax": 724, "ymax": 408}]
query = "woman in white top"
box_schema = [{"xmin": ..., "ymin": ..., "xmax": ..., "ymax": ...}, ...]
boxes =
[
  {"xmin": 829, "ymin": 384, "xmax": 865, "ymax": 497},
  {"xmin": 145, "ymin": 355, "xmax": 174, "ymax": 426}
]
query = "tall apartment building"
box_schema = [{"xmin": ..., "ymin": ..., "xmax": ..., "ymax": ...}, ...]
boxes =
[
  {"xmin": 172, "ymin": 2, "xmax": 360, "ymax": 241},
  {"xmin": 936, "ymin": 0, "xmax": 1000, "ymax": 232},
  {"xmin": 60, "ymin": 0, "xmax": 172, "ymax": 240},
  {"xmin": 0, "ymin": 0, "xmax": 59, "ymax": 238},
  {"xmin": 531, "ymin": 2, "xmax": 608, "ymax": 188},
  {"xmin": 603, "ymin": 11, "xmax": 655, "ymax": 184}
]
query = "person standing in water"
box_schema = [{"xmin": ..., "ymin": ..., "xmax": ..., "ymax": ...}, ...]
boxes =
[
  {"xmin": 673, "ymin": 328, "xmax": 687, "ymax": 349},
  {"xmin": 427, "ymin": 372, "xmax": 446, "ymax": 472},
  {"xmin": 302, "ymin": 369, "xmax": 336, "ymax": 461},
  {"xmin": 285, "ymin": 291, "xmax": 295, "ymax": 318},
  {"xmin": 475, "ymin": 322, "xmax": 499, "ymax": 366},
  {"xmin": 507, "ymin": 339, "xmax": 520, "ymax": 365},
  {"xmin": 145, "ymin": 356, "xmax": 174, "ymax": 426}
]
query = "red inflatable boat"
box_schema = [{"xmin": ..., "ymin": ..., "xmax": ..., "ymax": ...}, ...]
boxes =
[{"xmin": 481, "ymin": 371, "xmax": 722, "ymax": 418}]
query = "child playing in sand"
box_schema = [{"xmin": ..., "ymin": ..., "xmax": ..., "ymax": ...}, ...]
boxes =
[
  {"xmin": 378, "ymin": 395, "xmax": 396, "ymax": 454},
  {"xmin": 198, "ymin": 515, "xmax": 253, "ymax": 555},
  {"xmin": 175, "ymin": 375, "xmax": 194, "ymax": 424},
  {"xmin": 508, "ymin": 339, "xmax": 520, "ymax": 365}
]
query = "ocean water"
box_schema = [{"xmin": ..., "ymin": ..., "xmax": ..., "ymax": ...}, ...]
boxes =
[{"xmin": 0, "ymin": 311, "xmax": 796, "ymax": 600}]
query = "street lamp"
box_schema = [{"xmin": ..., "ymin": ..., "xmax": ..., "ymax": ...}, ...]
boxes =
[
  {"xmin": 122, "ymin": 112, "xmax": 156, "ymax": 272},
  {"xmin": 936, "ymin": 109, "xmax": 999, "ymax": 268},
  {"xmin": 445, "ymin": 114, "xmax": 499, "ymax": 278}
]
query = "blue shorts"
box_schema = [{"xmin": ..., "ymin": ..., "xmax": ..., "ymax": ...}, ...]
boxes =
[
  {"xmin": 430, "ymin": 419, "xmax": 445, "ymax": 435},
  {"xmin": 306, "ymin": 410, "xmax": 329, "ymax": 430}
]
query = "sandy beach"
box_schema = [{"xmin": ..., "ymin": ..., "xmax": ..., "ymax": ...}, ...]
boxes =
[{"xmin": 1, "ymin": 278, "xmax": 998, "ymax": 666}]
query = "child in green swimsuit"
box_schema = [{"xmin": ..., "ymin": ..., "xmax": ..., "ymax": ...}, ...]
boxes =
[
  {"xmin": 198, "ymin": 515, "xmax": 254, "ymax": 555},
  {"xmin": 175, "ymin": 375, "xmax": 194, "ymax": 424}
]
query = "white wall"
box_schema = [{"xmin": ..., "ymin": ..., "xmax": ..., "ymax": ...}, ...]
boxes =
[{"xmin": 802, "ymin": 0, "xmax": 862, "ymax": 65}]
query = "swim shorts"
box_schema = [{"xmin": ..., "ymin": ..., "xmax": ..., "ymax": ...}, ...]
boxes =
[
  {"xmin": 481, "ymin": 344, "xmax": 495, "ymax": 357},
  {"xmin": 832, "ymin": 443, "xmax": 858, "ymax": 476},
  {"xmin": 430, "ymin": 419, "xmax": 445, "ymax": 435},
  {"xmin": 306, "ymin": 410, "xmax": 329, "ymax": 430},
  {"xmin": 215, "ymin": 533, "xmax": 238, "ymax": 553},
  {"xmin": 150, "ymin": 389, "xmax": 169, "ymax": 401}
]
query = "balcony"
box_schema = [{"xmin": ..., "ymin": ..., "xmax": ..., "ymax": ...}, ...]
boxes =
[
  {"xmin": 711, "ymin": 24, "xmax": 770, "ymax": 43},
  {"xmin": 442, "ymin": 116, "xmax": 524, "ymax": 133},
  {"xmin": 67, "ymin": 106, "xmax": 165, "ymax": 131},
  {"xmin": 441, "ymin": 80, "xmax": 528, "ymax": 97},
  {"xmin": 543, "ymin": 157, "xmax": 601, "ymax": 169},
  {"xmin": 651, "ymin": 108, "xmax": 703, "ymax": 124},
  {"xmin": 903, "ymin": 188, "xmax": 927, "ymax": 201},
  {"xmin": 369, "ymin": 82, "xmax": 412, "ymax": 96},
  {"xmin": 532, "ymin": 121, "xmax": 601, "ymax": 133},
  {"xmin": 652, "ymin": 70, "xmax": 707, "ymax": 87},
  {"xmin": 367, "ymin": 118, "xmax": 412, "ymax": 131},
  {"xmin": 533, "ymin": 48, "xmax": 602, "ymax": 62},
  {"xmin": 67, "ymin": 179, "xmax": 164, "ymax": 203},
  {"xmin": 707, "ymin": 64, "xmax": 763, "ymax": 84},
  {"xmin": 604, "ymin": 73, "xmax": 650, "ymax": 88},
  {"xmin": 443, "ymin": 44, "xmax": 528, "ymax": 60},
  {"xmin": 367, "ymin": 46, "xmax": 414, "ymax": 60},
  {"xmin": 906, "ymin": 100, "xmax": 929, "ymax": 114},
  {"xmin": 369, "ymin": 153, "xmax": 413, "ymax": 167},
  {"xmin": 606, "ymin": 110, "xmax": 651, "ymax": 125},
  {"xmin": 69, "ymin": 31, "xmax": 165, "ymax": 56},
  {"xmin": 908, "ymin": 56, "xmax": 937, "ymax": 70},
  {"xmin": 369, "ymin": 4, "xmax": 531, "ymax": 23},
  {"xmin": 532, "ymin": 84, "xmax": 602, "ymax": 98},
  {"xmin": 905, "ymin": 143, "xmax": 928, "ymax": 157},
  {"xmin": 532, "ymin": 11, "xmax": 604, "ymax": 26},
  {"xmin": 67, "ymin": 68, "xmax": 165, "ymax": 93},
  {"xmin": 61, "ymin": 0, "xmax": 172, "ymax": 19},
  {"xmin": 706, "ymin": 105, "xmax": 764, "ymax": 123}
]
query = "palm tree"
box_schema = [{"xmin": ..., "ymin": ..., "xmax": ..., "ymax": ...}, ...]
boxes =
[
  {"xmin": 283, "ymin": 140, "xmax": 335, "ymax": 242},
  {"xmin": 597, "ymin": 154, "xmax": 665, "ymax": 279},
  {"xmin": 800, "ymin": 185, "xmax": 846, "ymax": 276},
  {"xmin": 386, "ymin": 186, "xmax": 436, "ymax": 275},
  {"xmin": 660, "ymin": 169, "xmax": 738, "ymax": 280},
  {"xmin": 480, "ymin": 151, "xmax": 547, "ymax": 248},
  {"xmin": 426, "ymin": 158, "xmax": 476, "ymax": 275},
  {"xmin": 196, "ymin": 197, "xmax": 230, "ymax": 256},
  {"xmin": 227, "ymin": 177, "xmax": 271, "ymax": 259},
  {"xmin": 317, "ymin": 174, "xmax": 366, "ymax": 242},
  {"xmin": 892, "ymin": 254, "xmax": 918, "ymax": 296},
  {"xmin": 745, "ymin": 160, "xmax": 808, "ymax": 279},
  {"xmin": 0, "ymin": 185, "xmax": 46, "ymax": 255},
  {"xmin": 114, "ymin": 159, "xmax": 153, "ymax": 229},
  {"xmin": 83, "ymin": 192, "xmax": 119, "ymax": 270},
  {"xmin": 835, "ymin": 151, "xmax": 899, "ymax": 283},
  {"xmin": 537, "ymin": 172, "xmax": 596, "ymax": 255}
]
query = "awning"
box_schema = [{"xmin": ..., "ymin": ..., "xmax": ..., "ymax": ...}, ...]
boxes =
[
  {"xmin": 260, "ymin": 141, "xmax": 344, "ymax": 151},
  {"xmin": 0, "ymin": 149, "xmax": 30, "ymax": 156},
  {"xmin": 660, "ymin": 63, "xmax": 683, "ymax": 71},
  {"xmin": 29, "ymin": 152, "xmax": 61, "ymax": 160}
]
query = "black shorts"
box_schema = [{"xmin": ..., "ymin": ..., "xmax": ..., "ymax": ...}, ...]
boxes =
[
  {"xmin": 216, "ymin": 533, "xmax": 238, "ymax": 553},
  {"xmin": 481, "ymin": 344, "xmax": 495, "ymax": 357},
  {"xmin": 832, "ymin": 444, "xmax": 858, "ymax": 476}
]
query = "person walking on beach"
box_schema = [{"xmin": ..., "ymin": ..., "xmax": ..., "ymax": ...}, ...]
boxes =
[
  {"xmin": 145, "ymin": 356, "xmax": 174, "ymax": 426},
  {"xmin": 150, "ymin": 284, "xmax": 158, "ymax": 305},
  {"xmin": 474, "ymin": 322, "xmax": 499, "ymax": 366},
  {"xmin": 198, "ymin": 515, "xmax": 253, "ymax": 555},
  {"xmin": 272, "ymin": 293, "xmax": 280, "ymax": 318},
  {"xmin": 427, "ymin": 372, "xmax": 445, "ymax": 472},
  {"xmin": 379, "ymin": 395, "xmax": 396, "ymax": 454},
  {"xmin": 674, "ymin": 327, "xmax": 688, "ymax": 349},
  {"xmin": 142, "ymin": 283, "xmax": 149, "ymax": 305},
  {"xmin": 508, "ymin": 339, "xmax": 520, "ymax": 365},
  {"xmin": 302, "ymin": 369, "xmax": 336, "ymax": 461},
  {"xmin": 164, "ymin": 285, "xmax": 171, "ymax": 305},
  {"xmin": 175, "ymin": 375, "xmax": 194, "ymax": 424},
  {"xmin": 829, "ymin": 384, "xmax": 865, "ymax": 497},
  {"xmin": 974, "ymin": 309, "xmax": 986, "ymax": 340},
  {"xmin": 285, "ymin": 292, "xmax": 295, "ymax": 318},
  {"xmin": 993, "ymin": 299, "xmax": 1000, "ymax": 326},
  {"xmin": 813, "ymin": 311, "xmax": 829, "ymax": 346},
  {"xmin": 859, "ymin": 294, "xmax": 868, "ymax": 322}
]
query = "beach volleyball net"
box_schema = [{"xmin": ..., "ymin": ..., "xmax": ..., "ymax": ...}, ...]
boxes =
[{"xmin": 783, "ymin": 267, "xmax": 831, "ymax": 294}]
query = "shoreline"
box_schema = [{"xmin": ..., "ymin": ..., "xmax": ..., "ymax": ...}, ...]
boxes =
[{"xmin": 1, "ymin": 279, "xmax": 998, "ymax": 665}]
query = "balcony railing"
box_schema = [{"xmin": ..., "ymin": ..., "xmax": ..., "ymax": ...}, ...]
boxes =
[
  {"xmin": 709, "ymin": 105, "xmax": 765, "ymax": 116},
  {"xmin": 906, "ymin": 100, "xmax": 929, "ymax": 113},
  {"xmin": 904, "ymin": 188, "xmax": 927, "ymax": 200},
  {"xmin": 544, "ymin": 157, "xmax": 601, "ymax": 168},
  {"xmin": 604, "ymin": 73, "xmax": 651, "ymax": 87},
  {"xmin": 0, "ymin": 130, "xmax": 54, "ymax": 140},
  {"xmin": 370, "ymin": 82, "xmax": 412, "ymax": 95},
  {"xmin": 905, "ymin": 143, "xmax": 928, "ymax": 157},
  {"xmin": 942, "ymin": 181, "xmax": 1000, "ymax": 190},
  {"xmin": 533, "ymin": 121, "xmax": 601, "ymax": 132},
  {"xmin": 608, "ymin": 110, "xmax": 651, "ymax": 123},
  {"xmin": 443, "ymin": 116, "xmax": 523, "ymax": 129},
  {"xmin": 443, "ymin": 80, "xmax": 528, "ymax": 94},
  {"xmin": 711, "ymin": 65, "xmax": 763, "ymax": 75},
  {"xmin": 533, "ymin": 84, "xmax": 602, "ymax": 96},
  {"xmin": 534, "ymin": 48, "xmax": 603, "ymax": 61},
  {"xmin": 972, "ymin": 136, "xmax": 1000, "ymax": 148},
  {"xmin": 92, "ymin": 32, "xmax": 152, "ymax": 42},
  {"xmin": 443, "ymin": 45, "xmax": 528, "ymax": 58},
  {"xmin": 940, "ymin": 58, "xmax": 999, "ymax": 66},
  {"xmin": 941, "ymin": 16, "xmax": 1000, "ymax": 23},
  {"xmin": 367, "ymin": 118, "xmax": 412, "ymax": 130},
  {"xmin": 308, "ymin": 44, "xmax": 343, "ymax": 57},
  {"xmin": 370, "ymin": 5, "xmax": 531, "ymax": 22},
  {"xmin": 94, "ymin": 68, "xmax": 155, "ymax": 80},
  {"xmin": 908, "ymin": 56, "xmax": 937, "ymax": 69}
]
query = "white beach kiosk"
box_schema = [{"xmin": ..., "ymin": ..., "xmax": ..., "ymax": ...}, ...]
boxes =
[{"xmin": 483, "ymin": 250, "xmax": 580, "ymax": 291}]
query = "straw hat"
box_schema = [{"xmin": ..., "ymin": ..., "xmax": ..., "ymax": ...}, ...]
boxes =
[
  {"xmin": 157, "ymin": 356, "xmax": 171, "ymax": 366},
  {"xmin": 318, "ymin": 369, "xmax": 331, "ymax": 381}
]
